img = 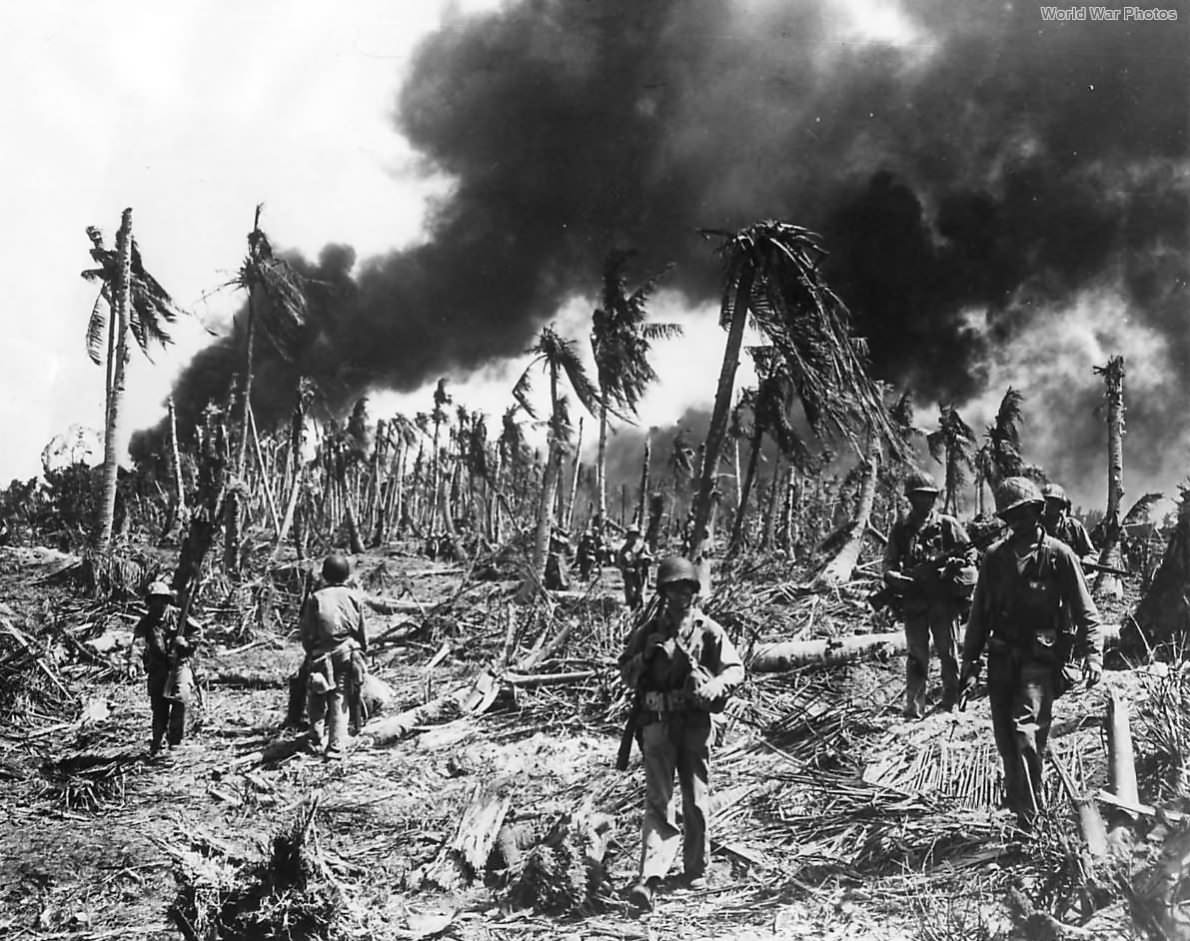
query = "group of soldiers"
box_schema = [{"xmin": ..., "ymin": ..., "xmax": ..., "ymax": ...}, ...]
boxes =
[{"xmin": 122, "ymin": 469, "xmax": 1108, "ymax": 911}]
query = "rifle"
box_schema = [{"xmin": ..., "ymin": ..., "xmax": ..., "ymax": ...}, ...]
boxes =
[
  {"xmin": 615, "ymin": 592, "xmax": 665, "ymax": 771},
  {"xmin": 1080, "ymin": 558, "xmax": 1129, "ymax": 578},
  {"xmin": 285, "ymin": 568, "xmax": 317, "ymax": 727},
  {"xmin": 868, "ymin": 527, "xmax": 1000, "ymax": 614}
]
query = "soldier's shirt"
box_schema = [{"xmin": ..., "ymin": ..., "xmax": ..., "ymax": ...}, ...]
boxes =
[
  {"xmin": 963, "ymin": 530, "xmax": 1102, "ymax": 666},
  {"xmin": 134, "ymin": 608, "xmax": 201, "ymax": 668},
  {"xmin": 883, "ymin": 510, "xmax": 971, "ymax": 574},
  {"xmin": 301, "ymin": 585, "xmax": 367, "ymax": 658},
  {"xmin": 1045, "ymin": 515, "xmax": 1096, "ymax": 559},
  {"xmin": 619, "ymin": 607, "xmax": 744, "ymax": 694}
]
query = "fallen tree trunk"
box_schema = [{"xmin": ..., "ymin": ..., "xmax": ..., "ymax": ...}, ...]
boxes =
[
  {"xmin": 750, "ymin": 622, "xmax": 1123, "ymax": 673},
  {"xmin": 363, "ymin": 594, "xmax": 428, "ymax": 615}
]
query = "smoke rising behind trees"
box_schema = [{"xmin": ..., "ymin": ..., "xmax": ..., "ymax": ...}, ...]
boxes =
[{"xmin": 153, "ymin": 0, "xmax": 1188, "ymax": 511}]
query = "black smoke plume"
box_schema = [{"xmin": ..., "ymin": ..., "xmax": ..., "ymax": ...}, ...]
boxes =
[{"xmin": 156, "ymin": 0, "xmax": 1187, "ymax": 505}]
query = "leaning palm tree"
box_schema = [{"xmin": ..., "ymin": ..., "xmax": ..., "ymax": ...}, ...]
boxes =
[
  {"xmin": 688, "ymin": 221, "xmax": 898, "ymax": 574},
  {"xmin": 590, "ymin": 251, "xmax": 681, "ymax": 523},
  {"xmin": 513, "ymin": 326, "xmax": 600, "ymax": 599},
  {"xmin": 1093, "ymin": 356, "xmax": 1127, "ymax": 598},
  {"xmin": 985, "ymin": 387, "xmax": 1026, "ymax": 489},
  {"xmin": 927, "ymin": 404, "xmax": 977, "ymax": 516},
  {"xmin": 82, "ymin": 209, "xmax": 187, "ymax": 550}
]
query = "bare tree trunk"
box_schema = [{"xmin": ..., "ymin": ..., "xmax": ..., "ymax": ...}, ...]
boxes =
[
  {"xmin": 564, "ymin": 416, "xmax": 583, "ymax": 530},
  {"xmin": 1095, "ymin": 356, "xmax": 1126, "ymax": 599},
  {"xmin": 782, "ymin": 466, "xmax": 797, "ymax": 553},
  {"xmin": 814, "ymin": 437, "xmax": 880, "ymax": 588},
  {"xmin": 728, "ymin": 427, "xmax": 764, "ymax": 556},
  {"xmin": 689, "ymin": 269, "xmax": 752, "ymax": 565},
  {"xmin": 636, "ymin": 432, "xmax": 651, "ymax": 527},
  {"xmin": 761, "ymin": 458, "xmax": 783, "ymax": 549},
  {"xmin": 95, "ymin": 208, "xmax": 133, "ymax": 551},
  {"xmin": 520, "ymin": 368, "xmax": 563, "ymax": 601},
  {"xmin": 596, "ymin": 396, "xmax": 609, "ymax": 525}
]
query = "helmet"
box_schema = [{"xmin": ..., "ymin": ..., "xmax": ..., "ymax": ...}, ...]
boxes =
[
  {"xmin": 903, "ymin": 471, "xmax": 940, "ymax": 497},
  {"xmin": 627, "ymin": 525, "xmax": 641, "ymax": 536},
  {"xmin": 995, "ymin": 476, "xmax": 1044, "ymax": 517},
  {"xmin": 322, "ymin": 553, "xmax": 350, "ymax": 584},
  {"xmin": 657, "ymin": 556, "xmax": 700, "ymax": 589},
  {"xmin": 146, "ymin": 580, "xmax": 173, "ymax": 602},
  {"xmin": 1041, "ymin": 483, "xmax": 1070, "ymax": 507}
]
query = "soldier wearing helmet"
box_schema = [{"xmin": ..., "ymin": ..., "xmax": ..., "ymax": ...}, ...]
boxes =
[
  {"xmin": 616, "ymin": 524, "xmax": 653, "ymax": 610},
  {"xmin": 618, "ymin": 555, "xmax": 744, "ymax": 910},
  {"xmin": 960, "ymin": 476, "xmax": 1102, "ymax": 832},
  {"xmin": 127, "ymin": 579, "xmax": 203, "ymax": 760},
  {"xmin": 882, "ymin": 470, "xmax": 976, "ymax": 718},
  {"xmin": 300, "ymin": 553, "xmax": 368, "ymax": 760},
  {"xmin": 1040, "ymin": 482, "xmax": 1096, "ymax": 562}
]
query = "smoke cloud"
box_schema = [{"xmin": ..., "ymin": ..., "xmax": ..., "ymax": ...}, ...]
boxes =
[{"xmin": 156, "ymin": 0, "xmax": 1187, "ymax": 508}]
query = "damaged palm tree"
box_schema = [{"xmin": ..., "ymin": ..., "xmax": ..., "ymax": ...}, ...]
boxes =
[
  {"xmin": 1130, "ymin": 481, "xmax": 1190, "ymax": 657},
  {"xmin": 1093, "ymin": 356, "xmax": 1127, "ymax": 599},
  {"xmin": 927, "ymin": 404, "xmax": 977, "ymax": 517},
  {"xmin": 688, "ymin": 221, "xmax": 898, "ymax": 585}
]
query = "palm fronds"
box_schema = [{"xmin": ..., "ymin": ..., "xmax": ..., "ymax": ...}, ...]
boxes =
[{"xmin": 231, "ymin": 220, "xmax": 309, "ymax": 362}]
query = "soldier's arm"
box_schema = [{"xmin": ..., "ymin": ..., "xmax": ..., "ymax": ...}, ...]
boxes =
[
  {"xmin": 1060, "ymin": 549, "xmax": 1103, "ymax": 665},
  {"xmin": 1072, "ymin": 521, "xmax": 1097, "ymax": 559},
  {"xmin": 961, "ymin": 556, "xmax": 994, "ymax": 667},
  {"xmin": 298, "ymin": 596, "xmax": 318, "ymax": 654},
  {"xmin": 618, "ymin": 622, "xmax": 650, "ymax": 688},
  {"xmin": 881, "ymin": 524, "xmax": 902, "ymax": 574},
  {"xmin": 710, "ymin": 625, "xmax": 745, "ymax": 689}
]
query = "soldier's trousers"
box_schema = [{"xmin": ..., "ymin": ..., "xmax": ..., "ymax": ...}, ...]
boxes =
[
  {"xmin": 147, "ymin": 666, "xmax": 187, "ymax": 749},
  {"xmin": 307, "ymin": 645, "xmax": 353, "ymax": 757},
  {"xmin": 987, "ymin": 648, "xmax": 1054, "ymax": 823},
  {"xmin": 638, "ymin": 711, "xmax": 712, "ymax": 881},
  {"xmin": 623, "ymin": 571, "xmax": 644, "ymax": 609},
  {"xmin": 903, "ymin": 600, "xmax": 962, "ymax": 716}
]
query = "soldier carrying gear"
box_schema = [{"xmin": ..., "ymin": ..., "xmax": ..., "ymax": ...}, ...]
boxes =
[
  {"xmin": 300, "ymin": 553, "xmax": 368, "ymax": 760},
  {"xmin": 883, "ymin": 470, "xmax": 976, "ymax": 718},
  {"xmin": 961, "ymin": 476, "xmax": 1103, "ymax": 832},
  {"xmin": 618, "ymin": 555, "xmax": 744, "ymax": 910},
  {"xmin": 1040, "ymin": 482, "xmax": 1097, "ymax": 561},
  {"xmin": 576, "ymin": 526, "xmax": 599, "ymax": 581},
  {"xmin": 127, "ymin": 580, "xmax": 203, "ymax": 760},
  {"xmin": 617, "ymin": 526, "xmax": 652, "ymax": 610}
]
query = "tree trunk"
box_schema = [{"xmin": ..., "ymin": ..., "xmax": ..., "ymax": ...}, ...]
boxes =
[
  {"xmin": 761, "ymin": 458, "xmax": 782, "ymax": 549},
  {"xmin": 596, "ymin": 396, "xmax": 609, "ymax": 525},
  {"xmin": 1130, "ymin": 492, "xmax": 1190, "ymax": 655},
  {"xmin": 814, "ymin": 438, "xmax": 880, "ymax": 588},
  {"xmin": 95, "ymin": 208, "xmax": 133, "ymax": 551},
  {"xmin": 1095, "ymin": 356, "xmax": 1126, "ymax": 599},
  {"xmin": 520, "ymin": 366, "xmax": 563, "ymax": 601},
  {"xmin": 728, "ymin": 427, "xmax": 764, "ymax": 556},
  {"xmin": 689, "ymin": 269, "xmax": 753, "ymax": 564},
  {"xmin": 636, "ymin": 432, "xmax": 651, "ymax": 527}
]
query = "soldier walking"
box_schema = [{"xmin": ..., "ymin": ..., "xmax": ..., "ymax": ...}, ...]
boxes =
[
  {"xmin": 618, "ymin": 556, "xmax": 744, "ymax": 910},
  {"xmin": 300, "ymin": 553, "xmax": 368, "ymax": 760},
  {"xmin": 127, "ymin": 581, "xmax": 202, "ymax": 760},
  {"xmin": 961, "ymin": 477, "xmax": 1103, "ymax": 831},
  {"xmin": 617, "ymin": 526, "xmax": 652, "ymax": 610},
  {"xmin": 1041, "ymin": 482, "xmax": 1097, "ymax": 561},
  {"xmin": 883, "ymin": 471, "xmax": 975, "ymax": 717}
]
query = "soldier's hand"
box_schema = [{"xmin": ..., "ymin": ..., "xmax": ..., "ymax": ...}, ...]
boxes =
[
  {"xmin": 693, "ymin": 675, "xmax": 725, "ymax": 704},
  {"xmin": 1083, "ymin": 658, "xmax": 1103, "ymax": 689},
  {"xmin": 643, "ymin": 632, "xmax": 670, "ymax": 659}
]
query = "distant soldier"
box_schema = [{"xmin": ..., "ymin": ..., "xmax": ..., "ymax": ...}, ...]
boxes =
[
  {"xmin": 617, "ymin": 526, "xmax": 652, "ymax": 610},
  {"xmin": 300, "ymin": 553, "xmax": 368, "ymax": 760},
  {"xmin": 544, "ymin": 528, "xmax": 573, "ymax": 591},
  {"xmin": 618, "ymin": 556, "xmax": 745, "ymax": 910},
  {"xmin": 1041, "ymin": 483, "xmax": 1096, "ymax": 561},
  {"xmin": 883, "ymin": 471, "xmax": 976, "ymax": 718},
  {"xmin": 961, "ymin": 477, "xmax": 1102, "ymax": 831},
  {"xmin": 127, "ymin": 581, "xmax": 202, "ymax": 760},
  {"xmin": 0, "ymin": 516, "xmax": 10, "ymax": 546},
  {"xmin": 576, "ymin": 526, "xmax": 599, "ymax": 581}
]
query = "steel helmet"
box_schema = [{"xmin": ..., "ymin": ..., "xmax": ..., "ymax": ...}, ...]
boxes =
[
  {"xmin": 146, "ymin": 580, "xmax": 174, "ymax": 602},
  {"xmin": 903, "ymin": 470, "xmax": 940, "ymax": 497},
  {"xmin": 995, "ymin": 476, "xmax": 1044, "ymax": 517},
  {"xmin": 1041, "ymin": 482, "xmax": 1070, "ymax": 508},
  {"xmin": 322, "ymin": 553, "xmax": 351, "ymax": 584},
  {"xmin": 656, "ymin": 556, "xmax": 700, "ymax": 589}
]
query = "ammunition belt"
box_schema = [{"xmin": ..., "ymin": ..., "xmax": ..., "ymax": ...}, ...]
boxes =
[{"xmin": 641, "ymin": 690, "xmax": 690, "ymax": 712}]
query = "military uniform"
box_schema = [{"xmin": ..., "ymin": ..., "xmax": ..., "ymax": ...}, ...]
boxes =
[
  {"xmin": 133, "ymin": 602, "xmax": 202, "ymax": 755},
  {"xmin": 1045, "ymin": 515, "xmax": 1096, "ymax": 559},
  {"xmin": 617, "ymin": 536, "xmax": 652, "ymax": 609},
  {"xmin": 301, "ymin": 583, "xmax": 368, "ymax": 758},
  {"xmin": 619, "ymin": 601, "xmax": 743, "ymax": 888},
  {"xmin": 883, "ymin": 510, "xmax": 973, "ymax": 716},
  {"xmin": 962, "ymin": 530, "xmax": 1102, "ymax": 823}
]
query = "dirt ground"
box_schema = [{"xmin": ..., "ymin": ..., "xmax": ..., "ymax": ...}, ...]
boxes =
[{"xmin": 0, "ymin": 544, "xmax": 1164, "ymax": 940}]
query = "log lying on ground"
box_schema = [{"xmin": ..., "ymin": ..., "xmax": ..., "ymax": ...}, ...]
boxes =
[
  {"xmin": 750, "ymin": 622, "xmax": 1123, "ymax": 673},
  {"xmin": 362, "ymin": 593, "xmax": 429, "ymax": 615}
]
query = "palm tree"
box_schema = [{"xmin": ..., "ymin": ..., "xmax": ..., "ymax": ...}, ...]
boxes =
[
  {"xmin": 223, "ymin": 206, "xmax": 309, "ymax": 572},
  {"xmin": 513, "ymin": 325, "xmax": 600, "ymax": 598},
  {"xmin": 82, "ymin": 209, "xmax": 187, "ymax": 550},
  {"xmin": 927, "ymin": 404, "xmax": 977, "ymax": 516},
  {"xmin": 985, "ymin": 388, "xmax": 1026, "ymax": 487},
  {"xmin": 590, "ymin": 251, "xmax": 681, "ymax": 524},
  {"xmin": 688, "ymin": 221, "xmax": 897, "ymax": 573}
]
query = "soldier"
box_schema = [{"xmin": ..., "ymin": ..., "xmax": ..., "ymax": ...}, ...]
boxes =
[
  {"xmin": 300, "ymin": 553, "xmax": 368, "ymax": 760},
  {"xmin": 544, "ymin": 527, "xmax": 573, "ymax": 590},
  {"xmin": 127, "ymin": 581, "xmax": 202, "ymax": 760},
  {"xmin": 617, "ymin": 526, "xmax": 652, "ymax": 610},
  {"xmin": 576, "ymin": 525, "xmax": 599, "ymax": 581},
  {"xmin": 883, "ymin": 471, "xmax": 975, "ymax": 718},
  {"xmin": 1041, "ymin": 483, "xmax": 1096, "ymax": 561},
  {"xmin": 618, "ymin": 556, "xmax": 744, "ymax": 910},
  {"xmin": 960, "ymin": 477, "xmax": 1102, "ymax": 831}
]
